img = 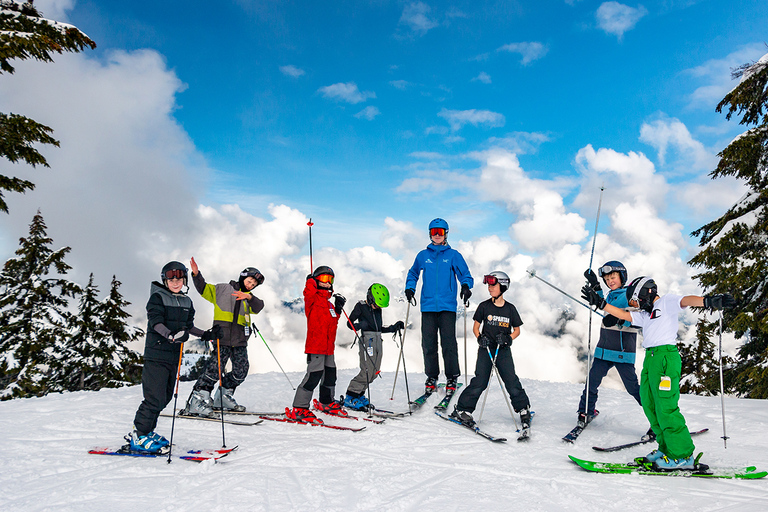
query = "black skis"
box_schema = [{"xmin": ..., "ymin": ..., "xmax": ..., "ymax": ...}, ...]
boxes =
[
  {"xmin": 562, "ymin": 410, "xmax": 599, "ymax": 443},
  {"xmin": 592, "ymin": 428, "xmax": 709, "ymax": 452},
  {"xmin": 434, "ymin": 410, "xmax": 507, "ymax": 442}
]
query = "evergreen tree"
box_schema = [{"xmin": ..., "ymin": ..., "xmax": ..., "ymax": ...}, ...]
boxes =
[
  {"xmin": 95, "ymin": 275, "xmax": 143, "ymax": 388},
  {"xmin": 689, "ymin": 51, "xmax": 768, "ymax": 398},
  {"xmin": 0, "ymin": 1, "xmax": 96, "ymax": 212},
  {"xmin": 678, "ymin": 320, "xmax": 735, "ymax": 395},
  {"xmin": 0, "ymin": 210, "xmax": 79, "ymax": 399}
]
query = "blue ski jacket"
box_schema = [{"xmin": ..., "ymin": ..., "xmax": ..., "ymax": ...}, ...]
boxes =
[
  {"xmin": 405, "ymin": 243, "xmax": 473, "ymax": 313},
  {"xmin": 594, "ymin": 287, "xmax": 639, "ymax": 364}
]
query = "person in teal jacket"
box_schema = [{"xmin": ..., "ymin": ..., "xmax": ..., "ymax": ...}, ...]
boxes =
[{"xmin": 405, "ymin": 218, "xmax": 473, "ymax": 393}]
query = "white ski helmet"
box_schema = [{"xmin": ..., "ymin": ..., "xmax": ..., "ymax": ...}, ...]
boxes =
[{"xmin": 483, "ymin": 271, "xmax": 511, "ymax": 294}]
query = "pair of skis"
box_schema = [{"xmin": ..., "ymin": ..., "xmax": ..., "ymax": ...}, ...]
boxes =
[
  {"xmin": 89, "ymin": 445, "xmax": 236, "ymax": 463},
  {"xmin": 570, "ymin": 454, "xmax": 767, "ymax": 479}
]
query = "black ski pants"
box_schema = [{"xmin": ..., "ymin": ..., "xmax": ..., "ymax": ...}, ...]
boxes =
[
  {"xmin": 133, "ymin": 359, "xmax": 177, "ymax": 436},
  {"xmin": 577, "ymin": 357, "xmax": 641, "ymax": 413},
  {"xmin": 421, "ymin": 311, "xmax": 460, "ymax": 380},
  {"xmin": 456, "ymin": 345, "xmax": 529, "ymax": 413}
]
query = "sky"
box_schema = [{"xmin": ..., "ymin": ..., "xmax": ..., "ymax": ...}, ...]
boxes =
[{"xmin": 0, "ymin": 1, "xmax": 766, "ymax": 379}]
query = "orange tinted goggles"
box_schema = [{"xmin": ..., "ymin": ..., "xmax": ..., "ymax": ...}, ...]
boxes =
[
  {"xmin": 430, "ymin": 227, "xmax": 446, "ymax": 237},
  {"xmin": 315, "ymin": 274, "xmax": 334, "ymax": 284}
]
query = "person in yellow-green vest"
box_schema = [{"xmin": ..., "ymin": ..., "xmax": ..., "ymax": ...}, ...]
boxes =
[{"xmin": 182, "ymin": 257, "xmax": 265, "ymax": 417}]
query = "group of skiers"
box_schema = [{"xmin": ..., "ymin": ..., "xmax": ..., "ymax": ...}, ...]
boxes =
[{"xmin": 127, "ymin": 217, "xmax": 735, "ymax": 472}]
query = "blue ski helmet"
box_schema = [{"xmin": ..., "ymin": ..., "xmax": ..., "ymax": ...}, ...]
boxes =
[
  {"xmin": 598, "ymin": 260, "xmax": 628, "ymax": 287},
  {"xmin": 428, "ymin": 218, "xmax": 449, "ymax": 240}
]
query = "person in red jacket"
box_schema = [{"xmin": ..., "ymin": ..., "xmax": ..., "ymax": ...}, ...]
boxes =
[{"xmin": 286, "ymin": 266, "xmax": 347, "ymax": 423}]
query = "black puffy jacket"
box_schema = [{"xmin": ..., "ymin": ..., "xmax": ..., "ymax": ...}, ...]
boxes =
[{"xmin": 143, "ymin": 282, "xmax": 196, "ymax": 363}]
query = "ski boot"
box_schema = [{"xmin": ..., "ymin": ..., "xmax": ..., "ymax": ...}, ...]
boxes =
[
  {"xmin": 314, "ymin": 400, "xmax": 348, "ymax": 417},
  {"xmin": 425, "ymin": 377, "xmax": 437, "ymax": 393},
  {"xmin": 450, "ymin": 406, "xmax": 475, "ymax": 426},
  {"xmin": 654, "ymin": 454, "xmax": 695, "ymax": 470},
  {"xmin": 343, "ymin": 394, "xmax": 371, "ymax": 411},
  {"xmin": 147, "ymin": 431, "xmax": 170, "ymax": 448},
  {"xmin": 213, "ymin": 387, "xmax": 246, "ymax": 412},
  {"xmin": 645, "ymin": 449, "xmax": 665, "ymax": 463},
  {"xmin": 576, "ymin": 409, "xmax": 598, "ymax": 428},
  {"xmin": 641, "ymin": 426, "xmax": 656, "ymax": 442},
  {"xmin": 285, "ymin": 407, "xmax": 323, "ymax": 424},
  {"xmin": 125, "ymin": 429, "xmax": 169, "ymax": 454},
  {"xmin": 182, "ymin": 389, "xmax": 218, "ymax": 418},
  {"xmin": 519, "ymin": 407, "xmax": 532, "ymax": 430},
  {"xmin": 445, "ymin": 377, "xmax": 458, "ymax": 393}
]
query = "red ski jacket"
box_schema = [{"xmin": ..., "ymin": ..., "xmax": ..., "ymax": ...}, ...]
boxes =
[{"xmin": 303, "ymin": 277, "xmax": 340, "ymax": 355}]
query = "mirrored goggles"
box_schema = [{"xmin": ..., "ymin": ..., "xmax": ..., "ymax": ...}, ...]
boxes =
[
  {"xmin": 483, "ymin": 275, "xmax": 498, "ymax": 286},
  {"xmin": 315, "ymin": 274, "xmax": 334, "ymax": 284},
  {"xmin": 429, "ymin": 227, "xmax": 446, "ymax": 237},
  {"xmin": 163, "ymin": 269, "xmax": 186, "ymax": 280},
  {"xmin": 598, "ymin": 265, "xmax": 620, "ymax": 277}
]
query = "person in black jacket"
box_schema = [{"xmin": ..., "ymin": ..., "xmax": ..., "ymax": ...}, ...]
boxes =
[
  {"xmin": 126, "ymin": 261, "xmax": 216, "ymax": 453},
  {"xmin": 341, "ymin": 284, "xmax": 404, "ymax": 411}
]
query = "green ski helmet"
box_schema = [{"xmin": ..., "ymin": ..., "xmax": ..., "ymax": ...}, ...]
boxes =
[{"xmin": 367, "ymin": 283, "xmax": 390, "ymax": 308}]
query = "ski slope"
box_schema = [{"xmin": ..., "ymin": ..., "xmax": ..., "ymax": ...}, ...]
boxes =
[{"xmin": 1, "ymin": 370, "xmax": 767, "ymax": 511}]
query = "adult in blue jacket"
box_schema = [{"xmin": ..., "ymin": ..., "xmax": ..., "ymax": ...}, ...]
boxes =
[{"xmin": 405, "ymin": 218, "xmax": 474, "ymax": 393}]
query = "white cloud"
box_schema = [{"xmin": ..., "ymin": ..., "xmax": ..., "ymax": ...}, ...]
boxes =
[
  {"xmin": 34, "ymin": 0, "xmax": 75, "ymax": 22},
  {"xmin": 437, "ymin": 108, "xmax": 506, "ymax": 132},
  {"xmin": 497, "ymin": 42, "xmax": 549, "ymax": 65},
  {"xmin": 279, "ymin": 65, "xmax": 305, "ymax": 78},
  {"xmin": 595, "ymin": 2, "xmax": 648, "ymax": 39},
  {"xmin": 389, "ymin": 80, "xmax": 411, "ymax": 90},
  {"xmin": 398, "ymin": 2, "xmax": 439, "ymax": 37},
  {"xmin": 639, "ymin": 115, "xmax": 717, "ymax": 171},
  {"xmin": 318, "ymin": 82, "xmax": 376, "ymax": 104},
  {"xmin": 685, "ymin": 44, "xmax": 767, "ymax": 109},
  {"xmin": 471, "ymin": 72, "xmax": 492, "ymax": 84},
  {"xmin": 486, "ymin": 131, "xmax": 551, "ymax": 155},
  {"xmin": 354, "ymin": 106, "xmax": 381, "ymax": 120}
]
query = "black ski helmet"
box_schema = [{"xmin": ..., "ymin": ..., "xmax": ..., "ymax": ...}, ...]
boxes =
[
  {"xmin": 484, "ymin": 271, "xmax": 511, "ymax": 294},
  {"xmin": 239, "ymin": 267, "xmax": 264, "ymax": 291},
  {"xmin": 367, "ymin": 283, "xmax": 390, "ymax": 308},
  {"xmin": 161, "ymin": 261, "xmax": 188, "ymax": 288},
  {"xmin": 598, "ymin": 261, "xmax": 628, "ymax": 287},
  {"xmin": 312, "ymin": 265, "xmax": 335, "ymax": 286},
  {"xmin": 626, "ymin": 276, "xmax": 657, "ymax": 313}
]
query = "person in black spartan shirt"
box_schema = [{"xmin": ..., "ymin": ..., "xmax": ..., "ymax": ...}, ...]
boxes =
[{"xmin": 450, "ymin": 270, "xmax": 531, "ymax": 430}]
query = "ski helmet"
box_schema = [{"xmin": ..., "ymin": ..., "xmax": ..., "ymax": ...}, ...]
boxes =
[
  {"xmin": 428, "ymin": 218, "xmax": 449, "ymax": 239},
  {"xmin": 366, "ymin": 283, "xmax": 390, "ymax": 308},
  {"xmin": 483, "ymin": 271, "xmax": 511, "ymax": 294},
  {"xmin": 598, "ymin": 261, "xmax": 628, "ymax": 287},
  {"xmin": 161, "ymin": 261, "xmax": 188, "ymax": 288},
  {"xmin": 626, "ymin": 276, "xmax": 657, "ymax": 313},
  {"xmin": 239, "ymin": 267, "xmax": 264, "ymax": 290},
  {"xmin": 312, "ymin": 265, "xmax": 335, "ymax": 285}
]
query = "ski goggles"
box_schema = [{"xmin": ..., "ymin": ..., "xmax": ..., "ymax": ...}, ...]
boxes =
[
  {"xmin": 483, "ymin": 275, "xmax": 499, "ymax": 286},
  {"xmin": 241, "ymin": 269, "xmax": 265, "ymax": 285},
  {"xmin": 315, "ymin": 274, "xmax": 334, "ymax": 284},
  {"xmin": 163, "ymin": 269, "xmax": 187, "ymax": 280},
  {"xmin": 429, "ymin": 227, "xmax": 446, "ymax": 237},
  {"xmin": 598, "ymin": 265, "xmax": 622, "ymax": 277}
]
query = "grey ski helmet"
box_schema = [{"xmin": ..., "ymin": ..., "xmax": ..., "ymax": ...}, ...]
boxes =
[{"xmin": 483, "ymin": 271, "xmax": 511, "ymax": 294}]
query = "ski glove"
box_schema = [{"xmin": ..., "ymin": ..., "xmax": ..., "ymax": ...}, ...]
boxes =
[
  {"xmin": 477, "ymin": 333, "xmax": 492, "ymax": 349},
  {"xmin": 703, "ymin": 294, "xmax": 736, "ymax": 310},
  {"xmin": 392, "ymin": 320, "xmax": 405, "ymax": 332},
  {"xmin": 496, "ymin": 332, "xmax": 512, "ymax": 348},
  {"xmin": 201, "ymin": 324, "xmax": 223, "ymax": 341},
  {"xmin": 333, "ymin": 293, "xmax": 346, "ymax": 314},
  {"xmin": 169, "ymin": 330, "xmax": 189, "ymax": 343},
  {"xmin": 460, "ymin": 284, "xmax": 472, "ymax": 303},
  {"xmin": 584, "ymin": 269, "xmax": 601, "ymax": 292},
  {"xmin": 405, "ymin": 288, "xmax": 415, "ymax": 302},
  {"xmin": 581, "ymin": 285, "xmax": 606, "ymax": 310},
  {"xmin": 602, "ymin": 315, "xmax": 619, "ymax": 328}
]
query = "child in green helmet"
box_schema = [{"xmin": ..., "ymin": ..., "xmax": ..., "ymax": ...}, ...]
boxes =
[{"xmin": 342, "ymin": 283, "xmax": 405, "ymax": 411}]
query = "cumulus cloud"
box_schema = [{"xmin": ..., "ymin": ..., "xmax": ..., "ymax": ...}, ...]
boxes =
[
  {"xmin": 486, "ymin": 131, "xmax": 551, "ymax": 154},
  {"xmin": 437, "ymin": 108, "xmax": 506, "ymax": 132},
  {"xmin": 279, "ymin": 65, "xmax": 305, "ymax": 78},
  {"xmin": 497, "ymin": 42, "xmax": 549, "ymax": 65},
  {"xmin": 389, "ymin": 79, "xmax": 411, "ymax": 90},
  {"xmin": 35, "ymin": 0, "xmax": 75, "ymax": 21},
  {"xmin": 318, "ymin": 82, "xmax": 376, "ymax": 104},
  {"xmin": 595, "ymin": 2, "xmax": 648, "ymax": 39},
  {"xmin": 354, "ymin": 106, "xmax": 381, "ymax": 120},
  {"xmin": 398, "ymin": 2, "xmax": 439, "ymax": 37},
  {"xmin": 471, "ymin": 72, "xmax": 492, "ymax": 84},
  {"xmin": 639, "ymin": 115, "xmax": 717, "ymax": 172}
]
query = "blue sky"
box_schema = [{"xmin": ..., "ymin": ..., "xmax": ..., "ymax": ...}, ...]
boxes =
[{"xmin": 0, "ymin": 0, "xmax": 765, "ymax": 376}]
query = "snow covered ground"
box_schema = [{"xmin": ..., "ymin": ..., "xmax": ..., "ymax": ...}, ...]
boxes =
[{"xmin": 1, "ymin": 369, "xmax": 767, "ymax": 512}]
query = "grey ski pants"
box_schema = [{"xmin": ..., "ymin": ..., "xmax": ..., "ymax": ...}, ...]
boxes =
[
  {"xmin": 346, "ymin": 331, "xmax": 383, "ymax": 396},
  {"xmin": 293, "ymin": 354, "xmax": 337, "ymax": 408}
]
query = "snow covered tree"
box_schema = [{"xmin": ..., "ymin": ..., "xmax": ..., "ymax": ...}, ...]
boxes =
[
  {"xmin": 689, "ymin": 51, "xmax": 768, "ymax": 398},
  {"xmin": 0, "ymin": 210, "xmax": 79, "ymax": 399},
  {"xmin": 0, "ymin": 1, "xmax": 96, "ymax": 212},
  {"xmin": 50, "ymin": 274, "xmax": 143, "ymax": 392},
  {"xmin": 678, "ymin": 320, "xmax": 736, "ymax": 395}
]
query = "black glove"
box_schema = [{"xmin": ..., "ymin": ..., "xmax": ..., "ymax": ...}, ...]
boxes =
[
  {"xmin": 477, "ymin": 333, "xmax": 492, "ymax": 349},
  {"xmin": 169, "ymin": 330, "xmax": 189, "ymax": 343},
  {"xmin": 495, "ymin": 332, "xmax": 512, "ymax": 348},
  {"xmin": 602, "ymin": 315, "xmax": 619, "ymax": 328},
  {"xmin": 460, "ymin": 284, "xmax": 472, "ymax": 303},
  {"xmin": 201, "ymin": 324, "xmax": 223, "ymax": 341},
  {"xmin": 405, "ymin": 288, "xmax": 415, "ymax": 302},
  {"xmin": 584, "ymin": 269, "xmax": 601, "ymax": 292},
  {"xmin": 392, "ymin": 320, "xmax": 405, "ymax": 332},
  {"xmin": 581, "ymin": 284, "xmax": 606, "ymax": 310},
  {"xmin": 703, "ymin": 294, "xmax": 736, "ymax": 310},
  {"xmin": 333, "ymin": 293, "xmax": 346, "ymax": 314}
]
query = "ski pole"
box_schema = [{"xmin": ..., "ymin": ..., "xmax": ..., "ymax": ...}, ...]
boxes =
[
  {"xmin": 463, "ymin": 304, "xmax": 468, "ymax": 386},
  {"xmin": 167, "ymin": 341, "xmax": 185, "ymax": 464},
  {"xmin": 488, "ymin": 346, "xmax": 519, "ymax": 430},
  {"xmin": 718, "ymin": 312, "xmax": 729, "ymax": 448},
  {"xmin": 396, "ymin": 329, "xmax": 412, "ymax": 413},
  {"xmin": 477, "ymin": 345, "xmax": 500, "ymax": 423},
  {"xmin": 526, "ymin": 269, "xmax": 605, "ymax": 318},
  {"xmin": 252, "ymin": 323, "xmax": 295, "ymax": 390},
  {"xmin": 216, "ymin": 338, "xmax": 226, "ymax": 448},
  {"xmin": 583, "ymin": 185, "xmax": 605, "ymax": 420},
  {"xmin": 307, "ymin": 219, "xmax": 314, "ymax": 274},
  {"xmin": 391, "ymin": 295, "xmax": 416, "ymax": 400}
]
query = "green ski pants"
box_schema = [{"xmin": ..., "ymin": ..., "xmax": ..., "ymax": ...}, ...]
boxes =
[{"xmin": 640, "ymin": 345, "xmax": 694, "ymax": 459}]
